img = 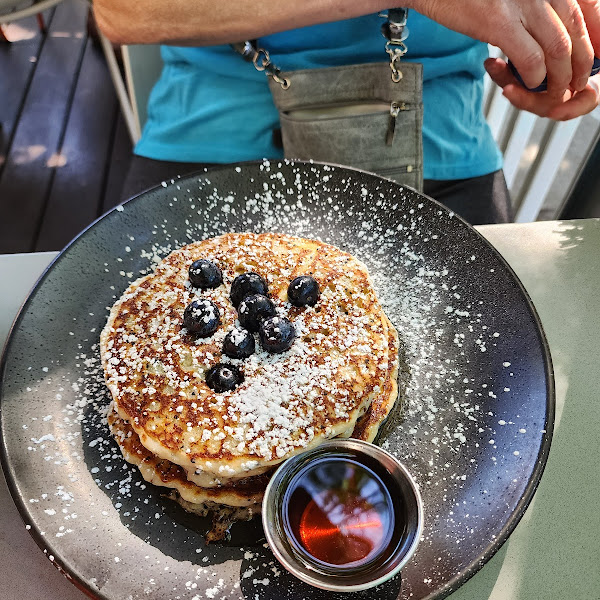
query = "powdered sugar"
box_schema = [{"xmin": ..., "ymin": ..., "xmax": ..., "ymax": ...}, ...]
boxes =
[
  {"xmin": 103, "ymin": 232, "xmax": 393, "ymax": 472},
  {"xmin": 1, "ymin": 160, "xmax": 550, "ymax": 600}
]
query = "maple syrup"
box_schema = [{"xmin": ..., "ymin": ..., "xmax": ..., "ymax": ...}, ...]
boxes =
[
  {"xmin": 262, "ymin": 439, "xmax": 423, "ymax": 591},
  {"xmin": 285, "ymin": 457, "xmax": 395, "ymax": 567}
]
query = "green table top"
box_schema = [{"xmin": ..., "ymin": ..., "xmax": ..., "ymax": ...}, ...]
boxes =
[
  {"xmin": 453, "ymin": 219, "xmax": 600, "ymax": 600},
  {"xmin": 1, "ymin": 219, "xmax": 599, "ymax": 600}
]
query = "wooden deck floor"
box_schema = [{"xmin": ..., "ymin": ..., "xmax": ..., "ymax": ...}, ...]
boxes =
[{"xmin": 0, "ymin": 0, "xmax": 132, "ymax": 254}]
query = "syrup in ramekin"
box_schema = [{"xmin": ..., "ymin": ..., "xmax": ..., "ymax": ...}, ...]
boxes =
[{"xmin": 285, "ymin": 457, "xmax": 397, "ymax": 567}]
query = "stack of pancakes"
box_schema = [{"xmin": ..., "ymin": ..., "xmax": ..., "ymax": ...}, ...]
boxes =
[{"xmin": 100, "ymin": 232, "xmax": 399, "ymax": 539}]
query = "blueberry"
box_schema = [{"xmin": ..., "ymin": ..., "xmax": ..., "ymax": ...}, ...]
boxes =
[
  {"xmin": 183, "ymin": 298, "xmax": 220, "ymax": 337},
  {"xmin": 288, "ymin": 275, "xmax": 320, "ymax": 307},
  {"xmin": 259, "ymin": 316, "xmax": 296, "ymax": 354},
  {"xmin": 230, "ymin": 272, "xmax": 268, "ymax": 308},
  {"xmin": 189, "ymin": 259, "xmax": 223, "ymax": 289},
  {"xmin": 206, "ymin": 363, "xmax": 244, "ymax": 393},
  {"xmin": 223, "ymin": 328, "xmax": 256, "ymax": 359},
  {"xmin": 238, "ymin": 294, "xmax": 277, "ymax": 333}
]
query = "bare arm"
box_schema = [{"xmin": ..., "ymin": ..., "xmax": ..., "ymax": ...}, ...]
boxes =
[
  {"xmin": 94, "ymin": 0, "xmax": 600, "ymax": 119},
  {"xmin": 93, "ymin": 0, "xmax": 390, "ymax": 46}
]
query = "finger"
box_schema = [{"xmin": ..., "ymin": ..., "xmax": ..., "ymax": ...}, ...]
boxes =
[
  {"xmin": 526, "ymin": 2, "xmax": 573, "ymax": 97},
  {"xmin": 484, "ymin": 57, "xmax": 520, "ymax": 87},
  {"xmin": 501, "ymin": 83, "xmax": 573, "ymax": 116},
  {"xmin": 578, "ymin": 0, "xmax": 600, "ymax": 57},
  {"xmin": 547, "ymin": 76, "xmax": 600, "ymax": 118},
  {"xmin": 550, "ymin": 0, "xmax": 594, "ymax": 91},
  {"xmin": 498, "ymin": 23, "xmax": 547, "ymax": 91}
]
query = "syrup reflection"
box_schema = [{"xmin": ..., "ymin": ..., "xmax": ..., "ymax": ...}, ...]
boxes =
[{"xmin": 288, "ymin": 460, "xmax": 393, "ymax": 566}]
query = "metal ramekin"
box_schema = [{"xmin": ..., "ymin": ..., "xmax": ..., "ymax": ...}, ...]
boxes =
[{"xmin": 262, "ymin": 439, "xmax": 423, "ymax": 592}]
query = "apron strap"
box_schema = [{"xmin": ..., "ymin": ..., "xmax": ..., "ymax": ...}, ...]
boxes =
[
  {"xmin": 382, "ymin": 8, "xmax": 409, "ymax": 82},
  {"xmin": 233, "ymin": 9, "xmax": 411, "ymax": 87}
]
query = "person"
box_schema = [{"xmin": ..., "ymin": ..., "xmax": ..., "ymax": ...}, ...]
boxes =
[{"xmin": 93, "ymin": 0, "xmax": 600, "ymax": 224}]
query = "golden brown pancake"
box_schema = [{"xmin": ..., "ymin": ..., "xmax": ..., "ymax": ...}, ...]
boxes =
[
  {"xmin": 101, "ymin": 232, "xmax": 399, "ymax": 489},
  {"xmin": 107, "ymin": 405, "xmax": 268, "ymax": 508},
  {"xmin": 351, "ymin": 313, "xmax": 400, "ymax": 442}
]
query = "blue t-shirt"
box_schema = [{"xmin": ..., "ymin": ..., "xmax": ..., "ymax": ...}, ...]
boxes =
[{"xmin": 136, "ymin": 13, "xmax": 502, "ymax": 180}]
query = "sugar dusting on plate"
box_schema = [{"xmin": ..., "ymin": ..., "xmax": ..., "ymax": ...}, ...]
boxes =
[{"xmin": 6, "ymin": 160, "xmax": 545, "ymax": 600}]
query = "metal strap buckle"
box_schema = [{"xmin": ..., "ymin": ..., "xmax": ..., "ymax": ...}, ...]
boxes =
[
  {"xmin": 252, "ymin": 47, "xmax": 270, "ymax": 71},
  {"xmin": 386, "ymin": 42, "xmax": 407, "ymax": 82},
  {"xmin": 232, "ymin": 41, "xmax": 290, "ymax": 88},
  {"xmin": 380, "ymin": 9, "xmax": 409, "ymax": 82}
]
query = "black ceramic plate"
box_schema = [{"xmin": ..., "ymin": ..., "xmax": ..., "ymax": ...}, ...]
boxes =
[{"xmin": 0, "ymin": 161, "xmax": 553, "ymax": 600}]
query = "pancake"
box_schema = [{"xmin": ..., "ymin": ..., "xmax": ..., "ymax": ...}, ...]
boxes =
[
  {"xmin": 351, "ymin": 313, "xmax": 400, "ymax": 442},
  {"xmin": 100, "ymin": 232, "xmax": 399, "ymax": 488},
  {"xmin": 107, "ymin": 405, "xmax": 267, "ymax": 508}
]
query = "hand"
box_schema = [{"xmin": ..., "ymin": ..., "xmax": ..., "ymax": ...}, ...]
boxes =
[
  {"xmin": 485, "ymin": 56, "xmax": 600, "ymax": 119},
  {"xmin": 412, "ymin": 0, "xmax": 600, "ymax": 98}
]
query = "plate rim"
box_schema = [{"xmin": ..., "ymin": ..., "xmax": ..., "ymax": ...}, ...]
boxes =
[{"xmin": 0, "ymin": 160, "xmax": 555, "ymax": 600}]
